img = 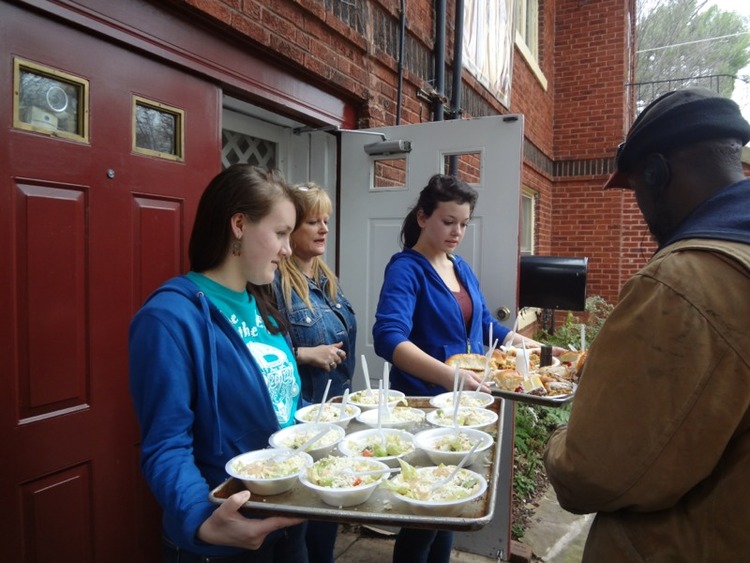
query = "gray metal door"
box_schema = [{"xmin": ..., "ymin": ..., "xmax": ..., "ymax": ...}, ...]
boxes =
[{"xmin": 339, "ymin": 115, "xmax": 525, "ymax": 561}]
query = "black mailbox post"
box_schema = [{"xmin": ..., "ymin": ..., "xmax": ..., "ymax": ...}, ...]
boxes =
[{"xmin": 519, "ymin": 256, "xmax": 588, "ymax": 311}]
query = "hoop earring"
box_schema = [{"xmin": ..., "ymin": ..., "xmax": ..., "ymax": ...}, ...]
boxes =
[{"xmin": 231, "ymin": 238, "xmax": 242, "ymax": 257}]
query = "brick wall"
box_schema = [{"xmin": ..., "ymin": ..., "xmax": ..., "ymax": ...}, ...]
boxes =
[{"xmin": 172, "ymin": 0, "xmax": 639, "ymax": 305}]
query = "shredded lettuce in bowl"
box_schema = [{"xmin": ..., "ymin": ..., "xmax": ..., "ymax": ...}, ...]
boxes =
[
  {"xmin": 305, "ymin": 456, "xmax": 384, "ymax": 488},
  {"xmin": 345, "ymin": 432, "xmax": 414, "ymax": 458},
  {"xmin": 428, "ymin": 406, "xmax": 496, "ymax": 428},
  {"xmin": 382, "ymin": 459, "xmax": 482, "ymax": 502},
  {"xmin": 298, "ymin": 404, "xmax": 358, "ymax": 423},
  {"xmin": 349, "ymin": 389, "xmax": 405, "ymax": 406},
  {"xmin": 275, "ymin": 427, "xmax": 340, "ymax": 450},
  {"xmin": 231, "ymin": 454, "xmax": 307, "ymax": 479},
  {"xmin": 431, "ymin": 431, "xmax": 482, "ymax": 452}
]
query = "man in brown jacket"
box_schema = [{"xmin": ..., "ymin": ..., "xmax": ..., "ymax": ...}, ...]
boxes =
[{"xmin": 544, "ymin": 88, "xmax": 750, "ymax": 562}]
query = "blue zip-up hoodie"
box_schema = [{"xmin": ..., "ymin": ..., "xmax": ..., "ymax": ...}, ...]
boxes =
[
  {"xmin": 373, "ymin": 249, "xmax": 510, "ymax": 396},
  {"xmin": 129, "ymin": 275, "xmax": 292, "ymax": 556}
]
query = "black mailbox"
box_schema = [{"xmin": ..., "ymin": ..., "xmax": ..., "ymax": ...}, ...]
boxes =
[{"xmin": 519, "ymin": 256, "xmax": 588, "ymax": 311}]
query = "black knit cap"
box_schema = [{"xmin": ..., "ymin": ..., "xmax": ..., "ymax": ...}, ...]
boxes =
[{"xmin": 604, "ymin": 87, "xmax": 750, "ymax": 189}]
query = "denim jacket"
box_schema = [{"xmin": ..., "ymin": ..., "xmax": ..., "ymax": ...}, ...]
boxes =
[{"xmin": 273, "ymin": 270, "xmax": 357, "ymax": 402}]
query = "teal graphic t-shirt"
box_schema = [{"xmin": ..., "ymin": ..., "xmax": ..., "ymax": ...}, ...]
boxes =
[{"xmin": 187, "ymin": 272, "xmax": 300, "ymax": 427}]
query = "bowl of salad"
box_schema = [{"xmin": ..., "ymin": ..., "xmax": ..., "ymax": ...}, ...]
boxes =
[
  {"xmin": 428, "ymin": 391, "xmax": 494, "ymax": 409},
  {"xmin": 355, "ymin": 406, "xmax": 426, "ymax": 430},
  {"xmin": 413, "ymin": 427, "xmax": 493, "ymax": 466},
  {"xmin": 425, "ymin": 406, "xmax": 498, "ymax": 430},
  {"xmin": 338, "ymin": 428, "xmax": 416, "ymax": 467},
  {"xmin": 268, "ymin": 422, "xmax": 345, "ymax": 461},
  {"xmin": 347, "ymin": 389, "xmax": 406, "ymax": 411},
  {"xmin": 382, "ymin": 459, "xmax": 488, "ymax": 517},
  {"xmin": 294, "ymin": 402, "xmax": 361, "ymax": 429},
  {"xmin": 299, "ymin": 455, "xmax": 391, "ymax": 507},
  {"xmin": 225, "ymin": 448, "xmax": 313, "ymax": 496}
]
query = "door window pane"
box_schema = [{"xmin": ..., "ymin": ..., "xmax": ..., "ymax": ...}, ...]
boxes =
[
  {"xmin": 443, "ymin": 151, "xmax": 482, "ymax": 184},
  {"xmin": 133, "ymin": 97, "xmax": 184, "ymax": 161},
  {"xmin": 13, "ymin": 58, "xmax": 89, "ymax": 142}
]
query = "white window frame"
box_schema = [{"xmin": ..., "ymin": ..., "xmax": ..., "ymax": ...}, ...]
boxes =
[
  {"xmin": 519, "ymin": 187, "xmax": 539, "ymax": 329},
  {"xmin": 515, "ymin": 0, "xmax": 547, "ymax": 90},
  {"xmin": 520, "ymin": 187, "xmax": 536, "ymax": 256}
]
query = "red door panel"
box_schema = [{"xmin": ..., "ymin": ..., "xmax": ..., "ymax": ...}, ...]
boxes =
[{"xmin": 1, "ymin": 4, "xmax": 221, "ymax": 561}]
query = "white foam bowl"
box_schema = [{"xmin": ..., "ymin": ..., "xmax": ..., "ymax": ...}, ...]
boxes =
[
  {"xmin": 294, "ymin": 403, "xmax": 361, "ymax": 429},
  {"xmin": 338, "ymin": 428, "xmax": 416, "ymax": 468},
  {"xmin": 428, "ymin": 391, "xmax": 494, "ymax": 409},
  {"xmin": 387, "ymin": 465, "xmax": 488, "ymax": 516},
  {"xmin": 347, "ymin": 389, "xmax": 407, "ymax": 411},
  {"xmin": 425, "ymin": 406, "xmax": 498, "ymax": 430},
  {"xmin": 413, "ymin": 427, "xmax": 493, "ymax": 466},
  {"xmin": 224, "ymin": 448, "xmax": 313, "ymax": 496},
  {"xmin": 299, "ymin": 456, "xmax": 390, "ymax": 507},
  {"xmin": 268, "ymin": 422, "xmax": 345, "ymax": 461},
  {"xmin": 355, "ymin": 406, "xmax": 426, "ymax": 430}
]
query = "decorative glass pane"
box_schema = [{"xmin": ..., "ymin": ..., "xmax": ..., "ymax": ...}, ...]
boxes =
[
  {"xmin": 13, "ymin": 58, "xmax": 89, "ymax": 142},
  {"xmin": 221, "ymin": 130, "xmax": 277, "ymax": 169},
  {"xmin": 133, "ymin": 97, "xmax": 184, "ymax": 160}
]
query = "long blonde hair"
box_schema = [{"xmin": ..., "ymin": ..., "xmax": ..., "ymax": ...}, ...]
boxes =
[{"xmin": 278, "ymin": 182, "xmax": 339, "ymax": 309}]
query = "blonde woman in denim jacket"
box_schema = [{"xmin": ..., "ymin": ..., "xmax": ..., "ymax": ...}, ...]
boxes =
[{"xmin": 273, "ymin": 183, "xmax": 357, "ymax": 404}]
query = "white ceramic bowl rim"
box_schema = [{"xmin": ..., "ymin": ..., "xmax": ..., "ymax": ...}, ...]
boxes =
[
  {"xmin": 348, "ymin": 389, "xmax": 406, "ymax": 405},
  {"xmin": 268, "ymin": 422, "xmax": 345, "ymax": 451},
  {"xmin": 300, "ymin": 457, "xmax": 390, "ymax": 491},
  {"xmin": 414, "ymin": 427, "xmax": 493, "ymax": 453},
  {"xmin": 225, "ymin": 448, "xmax": 313, "ymax": 481},
  {"xmin": 339, "ymin": 428, "xmax": 415, "ymax": 460},
  {"xmin": 391, "ymin": 466, "xmax": 487, "ymax": 506},
  {"xmin": 426, "ymin": 406, "xmax": 498, "ymax": 428},
  {"xmin": 294, "ymin": 403, "xmax": 361, "ymax": 423},
  {"xmin": 429, "ymin": 391, "xmax": 494, "ymax": 408}
]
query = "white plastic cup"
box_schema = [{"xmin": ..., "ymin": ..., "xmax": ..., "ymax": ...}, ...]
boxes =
[{"xmin": 516, "ymin": 349, "xmax": 530, "ymax": 376}]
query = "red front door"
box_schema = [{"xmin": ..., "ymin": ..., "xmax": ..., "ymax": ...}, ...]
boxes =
[{"xmin": 0, "ymin": 5, "xmax": 220, "ymax": 561}]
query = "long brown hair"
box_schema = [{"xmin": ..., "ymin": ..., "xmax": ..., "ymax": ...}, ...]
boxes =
[
  {"xmin": 189, "ymin": 164, "xmax": 294, "ymax": 333},
  {"xmin": 277, "ymin": 182, "xmax": 339, "ymax": 310}
]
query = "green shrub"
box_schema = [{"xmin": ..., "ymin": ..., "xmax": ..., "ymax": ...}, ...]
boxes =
[
  {"xmin": 535, "ymin": 295, "xmax": 613, "ymax": 349},
  {"xmin": 512, "ymin": 295, "xmax": 613, "ymax": 539}
]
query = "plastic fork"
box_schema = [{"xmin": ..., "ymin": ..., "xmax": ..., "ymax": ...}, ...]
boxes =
[
  {"xmin": 428, "ymin": 441, "xmax": 481, "ymax": 492},
  {"xmin": 272, "ymin": 427, "xmax": 330, "ymax": 462}
]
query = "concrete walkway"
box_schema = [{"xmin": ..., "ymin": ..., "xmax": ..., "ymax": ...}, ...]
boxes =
[
  {"xmin": 333, "ymin": 486, "xmax": 593, "ymax": 563},
  {"xmin": 519, "ymin": 486, "xmax": 593, "ymax": 562}
]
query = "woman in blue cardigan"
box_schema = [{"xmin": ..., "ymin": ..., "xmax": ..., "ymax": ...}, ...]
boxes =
[
  {"xmin": 373, "ymin": 173, "xmax": 547, "ymax": 563},
  {"xmin": 129, "ymin": 165, "xmax": 307, "ymax": 562}
]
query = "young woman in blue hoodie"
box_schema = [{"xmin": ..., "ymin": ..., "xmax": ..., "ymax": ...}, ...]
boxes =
[
  {"xmin": 129, "ymin": 165, "xmax": 307, "ymax": 562},
  {"xmin": 373, "ymin": 174, "xmax": 550, "ymax": 563}
]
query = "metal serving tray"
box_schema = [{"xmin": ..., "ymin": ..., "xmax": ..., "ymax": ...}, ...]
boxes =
[
  {"xmin": 490, "ymin": 386, "xmax": 575, "ymax": 408},
  {"xmin": 209, "ymin": 397, "xmax": 504, "ymax": 531}
]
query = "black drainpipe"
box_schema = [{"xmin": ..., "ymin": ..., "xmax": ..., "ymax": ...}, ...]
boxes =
[
  {"xmin": 396, "ymin": 0, "xmax": 406, "ymax": 125},
  {"xmin": 449, "ymin": 0, "xmax": 464, "ymax": 175},
  {"xmin": 433, "ymin": 0, "xmax": 446, "ymax": 121},
  {"xmin": 451, "ymin": 0, "xmax": 464, "ymax": 121}
]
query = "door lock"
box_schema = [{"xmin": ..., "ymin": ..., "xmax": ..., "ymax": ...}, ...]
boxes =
[{"xmin": 496, "ymin": 307, "xmax": 511, "ymax": 321}]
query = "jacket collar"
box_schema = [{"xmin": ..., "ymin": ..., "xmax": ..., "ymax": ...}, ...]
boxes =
[{"xmin": 661, "ymin": 179, "xmax": 750, "ymax": 249}]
